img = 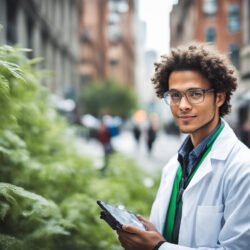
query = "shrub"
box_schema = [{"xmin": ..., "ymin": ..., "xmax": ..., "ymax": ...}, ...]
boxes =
[{"xmin": 0, "ymin": 45, "xmax": 159, "ymax": 249}]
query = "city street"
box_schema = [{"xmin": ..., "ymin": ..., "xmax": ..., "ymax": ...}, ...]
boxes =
[
  {"xmin": 112, "ymin": 130, "xmax": 183, "ymax": 174},
  {"xmin": 78, "ymin": 130, "xmax": 184, "ymax": 175}
]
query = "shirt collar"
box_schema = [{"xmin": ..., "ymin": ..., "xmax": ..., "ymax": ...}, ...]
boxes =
[{"xmin": 178, "ymin": 119, "xmax": 223, "ymax": 162}]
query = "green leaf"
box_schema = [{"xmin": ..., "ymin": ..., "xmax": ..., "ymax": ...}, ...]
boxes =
[
  {"xmin": 0, "ymin": 183, "xmax": 50, "ymax": 205},
  {"xmin": 0, "ymin": 60, "xmax": 25, "ymax": 80}
]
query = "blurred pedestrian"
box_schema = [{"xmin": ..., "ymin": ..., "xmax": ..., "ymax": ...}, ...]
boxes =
[
  {"xmin": 132, "ymin": 124, "xmax": 141, "ymax": 145},
  {"xmin": 145, "ymin": 122, "xmax": 157, "ymax": 154},
  {"xmin": 241, "ymin": 120, "xmax": 250, "ymax": 147},
  {"xmin": 97, "ymin": 120, "xmax": 113, "ymax": 172},
  {"xmin": 117, "ymin": 43, "xmax": 250, "ymax": 249}
]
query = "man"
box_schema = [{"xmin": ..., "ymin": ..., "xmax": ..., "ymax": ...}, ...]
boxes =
[{"xmin": 117, "ymin": 43, "xmax": 250, "ymax": 249}]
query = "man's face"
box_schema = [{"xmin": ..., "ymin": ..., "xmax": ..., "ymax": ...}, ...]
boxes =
[{"xmin": 168, "ymin": 70, "xmax": 224, "ymax": 139}]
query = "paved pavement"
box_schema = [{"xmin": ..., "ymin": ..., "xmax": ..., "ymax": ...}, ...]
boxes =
[
  {"xmin": 112, "ymin": 130, "xmax": 183, "ymax": 174},
  {"xmin": 77, "ymin": 130, "xmax": 184, "ymax": 175}
]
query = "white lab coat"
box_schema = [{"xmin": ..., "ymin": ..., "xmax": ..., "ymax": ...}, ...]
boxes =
[{"xmin": 150, "ymin": 121, "xmax": 250, "ymax": 249}]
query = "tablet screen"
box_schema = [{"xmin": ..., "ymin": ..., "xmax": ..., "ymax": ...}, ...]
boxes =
[{"xmin": 97, "ymin": 200, "xmax": 145, "ymax": 230}]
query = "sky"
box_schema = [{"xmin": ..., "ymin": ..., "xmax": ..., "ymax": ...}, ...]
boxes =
[{"xmin": 138, "ymin": 0, "xmax": 177, "ymax": 56}]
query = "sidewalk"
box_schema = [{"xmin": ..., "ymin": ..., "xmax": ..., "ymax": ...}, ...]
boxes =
[
  {"xmin": 77, "ymin": 130, "xmax": 183, "ymax": 174},
  {"xmin": 112, "ymin": 130, "xmax": 183, "ymax": 174}
]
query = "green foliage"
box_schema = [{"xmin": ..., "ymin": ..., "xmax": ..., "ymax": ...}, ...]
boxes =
[
  {"xmin": 80, "ymin": 79, "xmax": 137, "ymax": 118},
  {"xmin": 0, "ymin": 44, "xmax": 159, "ymax": 249}
]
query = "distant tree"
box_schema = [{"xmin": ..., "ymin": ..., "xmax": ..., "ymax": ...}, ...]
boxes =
[{"xmin": 79, "ymin": 79, "xmax": 137, "ymax": 118}]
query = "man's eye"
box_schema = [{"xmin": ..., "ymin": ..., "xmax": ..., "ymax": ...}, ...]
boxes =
[
  {"xmin": 170, "ymin": 92, "xmax": 181, "ymax": 98},
  {"xmin": 189, "ymin": 90, "xmax": 203, "ymax": 97}
]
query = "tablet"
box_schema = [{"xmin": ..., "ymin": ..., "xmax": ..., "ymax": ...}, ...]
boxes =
[{"xmin": 97, "ymin": 200, "xmax": 146, "ymax": 231}]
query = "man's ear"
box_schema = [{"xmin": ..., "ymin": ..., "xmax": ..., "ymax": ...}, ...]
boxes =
[{"xmin": 216, "ymin": 92, "xmax": 226, "ymax": 107}]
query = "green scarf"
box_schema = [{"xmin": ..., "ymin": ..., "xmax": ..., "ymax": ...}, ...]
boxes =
[{"xmin": 163, "ymin": 123, "xmax": 225, "ymax": 242}]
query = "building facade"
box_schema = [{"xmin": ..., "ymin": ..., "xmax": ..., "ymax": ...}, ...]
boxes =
[
  {"xmin": 170, "ymin": 0, "xmax": 243, "ymax": 70},
  {"xmin": 79, "ymin": 0, "xmax": 135, "ymax": 87},
  {"xmin": 0, "ymin": 0, "xmax": 81, "ymax": 100},
  {"xmin": 170, "ymin": 0, "xmax": 196, "ymax": 48},
  {"xmin": 238, "ymin": 0, "xmax": 250, "ymax": 146}
]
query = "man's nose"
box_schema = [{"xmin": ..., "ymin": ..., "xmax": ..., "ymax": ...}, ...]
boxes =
[{"xmin": 178, "ymin": 94, "xmax": 192, "ymax": 110}]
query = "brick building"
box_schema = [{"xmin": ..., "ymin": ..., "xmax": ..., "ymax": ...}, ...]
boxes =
[
  {"xmin": 79, "ymin": 0, "xmax": 135, "ymax": 86},
  {"xmin": 170, "ymin": 0, "xmax": 243, "ymax": 69}
]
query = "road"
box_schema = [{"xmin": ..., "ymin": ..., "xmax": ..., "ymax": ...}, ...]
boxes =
[
  {"xmin": 112, "ymin": 130, "xmax": 183, "ymax": 174},
  {"xmin": 77, "ymin": 129, "xmax": 184, "ymax": 175}
]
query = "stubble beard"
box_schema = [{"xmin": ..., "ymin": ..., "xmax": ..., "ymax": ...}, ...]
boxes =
[{"xmin": 177, "ymin": 104, "xmax": 218, "ymax": 135}]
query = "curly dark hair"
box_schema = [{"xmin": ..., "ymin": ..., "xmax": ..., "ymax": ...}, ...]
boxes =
[{"xmin": 152, "ymin": 43, "xmax": 238, "ymax": 117}]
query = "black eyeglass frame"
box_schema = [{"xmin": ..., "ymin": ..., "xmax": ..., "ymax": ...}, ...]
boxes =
[{"xmin": 163, "ymin": 88, "xmax": 215, "ymax": 106}]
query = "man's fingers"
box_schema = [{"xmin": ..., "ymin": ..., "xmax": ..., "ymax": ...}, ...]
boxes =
[
  {"xmin": 137, "ymin": 214, "xmax": 147, "ymax": 222},
  {"xmin": 136, "ymin": 214, "xmax": 145, "ymax": 220},
  {"xmin": 136, "ymin": 215, "xmax": 157, "ymax": 231},
  {"xmin": 122, "ymin": 224, "xmax": 143, "ymax": 234}
]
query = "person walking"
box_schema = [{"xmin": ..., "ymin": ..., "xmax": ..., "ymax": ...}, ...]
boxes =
[
  {"xmin": 97, "ymin": 120, "xmax": 112, "ymax": 172},
  {"xmin": 145, "ymin": 121, "xmax": 157, "ymax": 154},
  {"xmin": 117, "ymin": 43, "xmax": 250, "ymax": 249},
  {"xmin": 132, "ymin": 124, "xmax": 141, "ymax": 146}
]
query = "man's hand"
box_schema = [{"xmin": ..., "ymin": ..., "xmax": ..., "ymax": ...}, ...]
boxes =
[{"xmin": 117, "ymin": 215, "xmax": 166, "ymax": 250}]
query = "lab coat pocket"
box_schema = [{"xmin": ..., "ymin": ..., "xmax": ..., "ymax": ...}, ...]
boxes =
[{"xmin": 195, "ymin": 205, "xmax": 223, "ymax": 247}]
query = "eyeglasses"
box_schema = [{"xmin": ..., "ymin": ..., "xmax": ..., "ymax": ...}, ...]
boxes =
[{"xmin": 163, "ymin": 88, "xmax": 214, "ymax": 105}]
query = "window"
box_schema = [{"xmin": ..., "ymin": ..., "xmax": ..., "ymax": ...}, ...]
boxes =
[
  {"xmin": 64, "ymin": 85, "xmax": 76, "ymax": 100},
  {"xmin": 80, "ymin": 74, "xmax": 93, "ymax": 84},
  {"xmin": 229, "ymin": 43, "xmax": 240, "ymax": 69},
  {"xmin": 108, "ymin": 24, "xmax": 122, "ymax": 43},
  {"xmin": 109, "ymin": 58, "xmax": 119, "ymax": 66},
  {"xmin": 6, "ymin": 0, "xmax": 18, "ymax": 44},
  {"xmin": 108, "ymin": 12, "xmax": 120, "ymax": 25},
  {"xmin": 205, "ymin": 27, "xmax": 216, "ymax": 43},
  {"xmin": 248, "ymin": 0, "xmax": 250, "ymax": 42},
  {"xmin": 26, "ymin": 15, "xmax": 34, "ymax": 58},
  {"xmin": 203, "ymin": 0, "xmax": 218, "ymax": 15},
  {"xmin": 108, "ymin": 0, "xmax": 128, "ymax": 13},
  {"xmin": 81, "ymin": 31, "xmax": 92, "ymax": 43},
  {"xmin": 228, "ymin": 4, "xmax": 240, "ymax": 32}
]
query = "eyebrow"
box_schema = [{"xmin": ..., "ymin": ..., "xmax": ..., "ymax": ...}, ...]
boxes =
[{"xmin": 168, "ymin": 88, "xmax": 202, "ymax": 91}]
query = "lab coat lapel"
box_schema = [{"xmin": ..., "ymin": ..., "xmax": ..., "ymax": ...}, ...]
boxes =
[
  {"xmin": 157, "ymin": 158, "xmax": 179, "ymax": 233},
  {"xmin": 185, "ymin": 155, "xmax": 212, "ymax": 191},
  {"xmin": 210, "ymin": 121, "xmax": 238, "ymax": 160},
  {"xmin": 185, "ymin": 121, "xmax": 237, "ymax": 192}
]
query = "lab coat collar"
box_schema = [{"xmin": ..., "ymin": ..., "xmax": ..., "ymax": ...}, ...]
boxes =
[
  {"xmin": 210, "ymin": 119, "xmax": 238, "ymax": 160},
  {"xmin": 186, "ymin": 120, "xmax": 237, "ymax": 191}
]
